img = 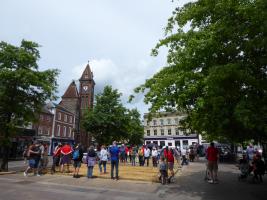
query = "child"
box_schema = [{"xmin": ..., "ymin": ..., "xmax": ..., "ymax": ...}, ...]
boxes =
[{"xmin": 159, "ymin": 157, "xmax": 168, "ymax": 184}]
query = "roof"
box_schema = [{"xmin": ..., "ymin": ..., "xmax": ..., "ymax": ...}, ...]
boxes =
[
  {"xmin": 56, "ymin": 102, "xmax": 75, "ymax": 115},
  {"xmin": 62, "ymin": 81, "xmax": 79, "ymax": 98},
  {"xmin": 79, "ymin": 63, "xmax": 94, "ymax": 81}
]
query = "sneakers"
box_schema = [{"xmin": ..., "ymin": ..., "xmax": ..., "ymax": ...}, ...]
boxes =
[
  {"xmin": 23, "ymin": 172, "xmax": 28, "ymax": 177},
  {"xmin": 208, "ymin": 180, "xmax": 213, "ymax": 184}
]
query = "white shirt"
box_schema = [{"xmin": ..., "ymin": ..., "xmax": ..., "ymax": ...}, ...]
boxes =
[
  {"xmin": 100, "ymin": 149, "xmax": 108, "ymax": 161},
  {"xmin": 144, "ymin": 148, "xmax": 150, "ymax": 157},
  {"xmin": 152, "ymin": 149, "xmax": 158, "ymax": 157},
  {"xmin": 181, "ymin": 148, "xmax": 187, "ymax": 156}
]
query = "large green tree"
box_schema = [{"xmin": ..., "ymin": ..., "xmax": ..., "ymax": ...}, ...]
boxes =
[
  {"xmin": 132, "ymin": 0, "xmax": 267, "ymax": 143},
  {"xmin": 0, "ymin": 40, "xmax": 59, "ymax": 171},
  {"xmin": 83, "ymin": 86, "xmax": 143, "ymax": 146},
  {"xmin": 125, "ymin": 109, "xmax": 144, "ymax": 145}
]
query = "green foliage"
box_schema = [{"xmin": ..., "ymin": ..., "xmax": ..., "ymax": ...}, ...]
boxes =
[
  {"xmin": 132, "ymin": 0, "xmax": 267, "ymax": 143},
  {"xmin": 0, "ymin": 40, "xmax": 59, "ymax": 170},
  {"xmin": 82, "ymin": 86, "xmax": 143, "ymax": 145}
]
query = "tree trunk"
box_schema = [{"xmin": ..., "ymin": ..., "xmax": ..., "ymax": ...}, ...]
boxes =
[{"xmin": 0, "ymin": 145, "xmax": 9, "ymax": 171}]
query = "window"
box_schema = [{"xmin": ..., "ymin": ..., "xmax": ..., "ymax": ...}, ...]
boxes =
[
  {"xmin": 56, "ymin": 125, "xmax": 60, "ymax": 136},
  {"xmin": 40, "ymin": 115, "xmax": 44, "ymax": 121},
  {"xmin": 175, "ymin": 140, "xmax": 180, "ymax": 147},
  {"xmin": 168, "ymin": 142, "xmax": 172, "ymax": 147},
  {"xmin": 146, "ymin": 130, "xmax": 150, "ymax": 136},
  {"xmin": 168, "ymin": 129, "xmax": 172, "ymax": 135},
  {"xmin": 160, "ymin": 129, "xmax": 164, "ymax": 136},
  {"xmin": 160, "ymin": 141, "xmax": 165, "ymax": 147},
  {"xmin": 63, "ymin": 126, "xmax": 67, "ymax": 137},
  {"xmin": 167, "ymin": 118, "xmax": 171, "ymax": 125},
  {"xmin": 175, "ymin": 128, "xmax": 179, "ymax": 135},
  {"xmin": 160, "ymin": 119, "xmax": 164, "ymax": 126},
  {"xmin": 47, "ymin": 116, "xmax": 51, "ymax": 122},
  {"xmin": 38, "ymin": 126, "xmax": 42, "ymax": 135},
  {"xmin": 58, "ymin": 112, "xmax": 61, "ymax": 120},
  {"xmin": 146, "ymin": 141, "xmax": 151, "ymax": 145},
  {"xmin": 153, "ymin": 120, "xmax": 157, "ymax": 126},
  {"xmin": 68, "ymin": 127, "xmax": 72, "ymax": 137},
  {"xmin": 47, "ymin": 128, "xmax": 50, "ymax": 135},
  {"xmin": 69, "ymin": 116, "xmax": 73, "ymax": 123},
  {"xmin": 153, "ymin": 141, "xmax": 158, "ymax": 145},
  {"xmin": 175, "ymin": 118, "xmax": 179, "ymax": 124},
  {"xmin": 146, "ymin": 120, "xmax": 150, "ymax": 126},
  {"xmin": 64, "ymin": 114, "xmax": 67, "ymax": 122},
  {"xmin": 154, "ymin": 129, "xmax": 157, "ymax": 136},
  {"xmin": 182, "ymin": 140, "xmax": 188, "ymax": 148}
]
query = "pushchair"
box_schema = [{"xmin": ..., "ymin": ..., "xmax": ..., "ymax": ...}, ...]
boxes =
[{"xmin": 238, "ymin": 160, "xmax": 250, "ymax": 181}]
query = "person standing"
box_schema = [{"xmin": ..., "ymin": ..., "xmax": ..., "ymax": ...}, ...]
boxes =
[
  {"xmin": 72, "ymin": 144, "xmax": 83, "ymax": 178},
  {"xmin": 99, "ymin": 145, "xmax": 108, "ymax": 174},
  {"xmin": 120, "ymin": 144, "xmax": 126, "ymax": 165},
  {"xmin": 144, "ymin": 146, "xmax": 151, "ymax": 167},
  {"xmin": 138, "ymin": 147, "xmax": 144, "ymax": 166},
  {"xmin": 86, "ymin": 146, "xmax": 97, "ymax": 178},
  {"xmin": 24, "ymin": 141, "xmax": 41, "ymax": 176},
  {"xmin": 109, "ymin": 141, "xmax": 120, "ymax": 180},
  {"xmin": 246, "ymin": 144, "xmax": 254, "ymax": 164},
  {"xmin": 51, "ymin": 143, "xmax": 62, "ymax": 174},
  {"xmin": 206, "ymin": 142, "xmax": 219, "ymax": 184},
  {"xmin": 131, "ymin": 145, "xmax": 137, "ymax": 166},
  {"xmin": 60, "ymin": 142, "xmax": 73, "ymax": 173},
  {"xmin": 164, "ymin": 147, "xmax": 175, "ymax": 180},
  {"xmin": 152, "ymin": 147, "xmax": 158, "ymax": 167}
]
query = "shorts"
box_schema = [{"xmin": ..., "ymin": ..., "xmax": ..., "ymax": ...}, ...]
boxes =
[
  {"xmin": 61, "ymin": 155, "xmax": 71, "ymax": 165},
  {"xmin": 29, "ymin": 159, "xmax": 39, "ymax": 168},
  {"xmin": 168, "ymin": 162, "xmax": 174, "ymax": 170},
  {"xmin": 207, "ymin": 161, "xmax": 218, "ymax": 171},
  {"xmin": 73, "ymin": 160, "xmax": 82, "ymax": 168}
]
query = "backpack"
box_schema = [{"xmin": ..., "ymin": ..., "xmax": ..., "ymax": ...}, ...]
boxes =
[{"xmin": 73, "ymin": 149, "xmax": 79, "ymax": 160}]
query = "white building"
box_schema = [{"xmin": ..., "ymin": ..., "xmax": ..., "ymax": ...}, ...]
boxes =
[{"xmin": 143, "ymin": 112, "xmax": 201, "ymax": 149}]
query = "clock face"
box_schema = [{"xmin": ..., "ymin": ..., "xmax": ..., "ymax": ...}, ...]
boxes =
[{"xmin": 83, "ymin": 86, "xmax": 88, "ymax": 91}]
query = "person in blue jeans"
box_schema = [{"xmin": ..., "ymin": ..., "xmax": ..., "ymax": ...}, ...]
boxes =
[
  {"xmin": 86, "ymin": 146, "xmax": 96, "ymax": 178},
  {"xmin": 109, "ymin": 141, "xmax": 120, "ymax": 180}
]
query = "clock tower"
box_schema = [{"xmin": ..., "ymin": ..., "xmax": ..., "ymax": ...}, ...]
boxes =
[
  {"xmin": 79, "ymin": 63, "xmax": 95, "ymax": 114},
  {"xmin": 78, "ymin": 63, "xmax": 95, "ymax": 146}
]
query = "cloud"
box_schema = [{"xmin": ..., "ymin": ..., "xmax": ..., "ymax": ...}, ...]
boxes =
[{"xmin": 71, "ymin": 57, "xmax": 162, "ymax": 115}]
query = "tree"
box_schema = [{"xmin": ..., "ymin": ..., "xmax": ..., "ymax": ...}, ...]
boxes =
[
  {"xmin": 125, "ymin": 109, "xmax": 144, "ymax": 145},
  {"xmin": 0, "ymin": 40, "xmax": 59, "ymax": 171},
  {"xmin": 82, "ymin": 86, "xmax": 128, "ymax": 145},
  {"xmin": 82, "ymin": 86, "xmax": 144, "ymax": 146},
  {"xmin": 132, "ymin": 0, "xmax": 267, "ymax": 143}
]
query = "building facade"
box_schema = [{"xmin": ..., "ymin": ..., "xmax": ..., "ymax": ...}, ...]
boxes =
[
  {"xmin": 34, "ymin": 63, "xmax": 95, "ymax": 153},
  {"xmin": 143, "ymin": 112, "xmax": 200, "ymax": 149}
]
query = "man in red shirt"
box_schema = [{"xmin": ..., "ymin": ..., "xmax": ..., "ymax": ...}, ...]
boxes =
[{"xmin": 206, "ymin": 142, "xmax": 219, "ymax": 184}]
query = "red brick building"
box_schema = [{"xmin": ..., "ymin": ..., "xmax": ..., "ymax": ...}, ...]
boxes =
[{"xmin": 34, "ymin": 63, "xmax": 95, "ymax": 153}]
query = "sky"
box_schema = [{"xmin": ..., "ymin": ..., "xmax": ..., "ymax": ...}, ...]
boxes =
[{"xmin": 0, "ymin": 0, "xmax": 189, "ymax": 117}]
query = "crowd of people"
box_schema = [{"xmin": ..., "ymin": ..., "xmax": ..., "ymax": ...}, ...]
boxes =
[
  {"xmin": 23, "ymin": 140, "xmax": 190, "ymax": 182},
  {"xmin": 23, "ymin": 140, "xmax": 265, "ymax": 185}
]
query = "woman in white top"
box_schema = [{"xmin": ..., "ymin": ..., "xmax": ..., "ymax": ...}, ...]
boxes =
[
  {"xmin": 152, "ymin": 147, "xmax": 158, "ymax": 167},
  {"xmin": 99, "ymin": 145, "xmax": 108, "ymax": 174}
]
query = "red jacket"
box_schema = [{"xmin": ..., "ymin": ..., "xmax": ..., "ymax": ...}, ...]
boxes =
[{"xmin": 164, "ymin": 149, "xmax": 174, "ymax": 163}]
